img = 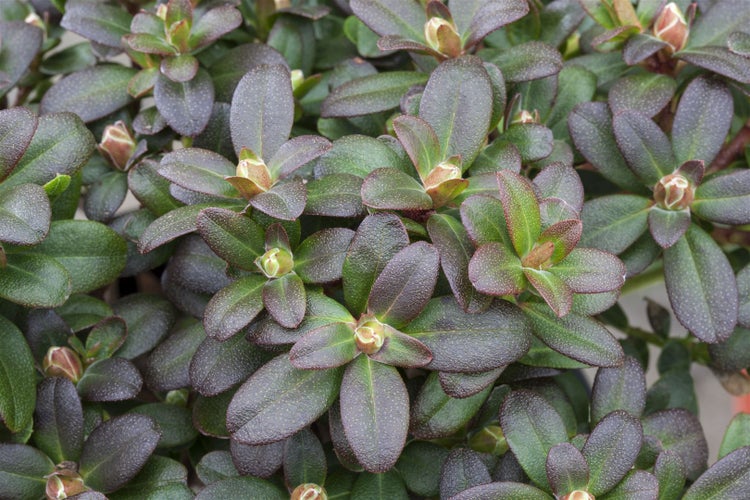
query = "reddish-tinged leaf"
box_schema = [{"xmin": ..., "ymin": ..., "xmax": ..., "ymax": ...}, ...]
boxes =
[
  {"xmin": 524, "ymin": 269, "xmax": 573, "ymax": 317},
  {"xmin": 693, "ymin": 169, "xmax": 750, "ymax": 225},
  {"xmin": 203, "ymin": 276, "xmax": 266, "ymax": 340},
  {"xmin": 591, "ymin": 356, "xmax": 646, "ymax": 423},
  {"xmin": 460, "ymin": 194, "xmax": 512, "ymax": 249},
  {"xmin": 393, "ymin": 115, "xmax": 441, "ymax": 180},
  {"xmin": 349, "ymin": 0, "xmax": 426, "ymax": 40},
  {"xmin": 262, "ymin": 273, "xmax": 306, "ymax": 329},
  {"xmin": 0, "ymin": 107, "xmax": 37, "ymax": 181},
  {"xmin": 361, "ymin": 168, "xmax": 433, "ymax": 210},
  {"xmin": 536, "ymin": 219, "xmax": 582, "ymax": 265},
  {"xmin": 267, "ymin": 135, "xmax": 332, "ymax": 181},
  {"xmin": 497, "ymin": 171, "xmax": 541, "ymax": 258},
  {"xmin": 462, "ymin": 0, "xmax": 530, "ymax": 48},
  {"xmin": 468, "ymin": 242, "xmax": 525, "ymax": 296},
  {"xmin": 546, "ymin": 443, "xmax": 589, "ymax": 497},
  {"xmin": 613, "ymin": 110, "xmax": 676, "ymax": 185},
  {"xmin": 369, "ymin": 327, "xmax": 432, "ymax": 368},
  {"xmin": 289, "ymin": 322, "xmax": 358, "ymax": 370},
  {"xmin": 648, "ymin": 207, "xmax": 691, "ymax": 249},
  {"xmin": 552, "ymin": 247, "xmax": 626, "ymax": 294},
  {"xmin": 533, "ymin": 162, "xmax": 584, "ymax": 213},
  {"xmin": 249, "ymin": 178, "xmax": 307, "ymax": 221}
]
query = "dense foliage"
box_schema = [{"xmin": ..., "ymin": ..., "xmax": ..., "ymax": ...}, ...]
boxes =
[{"xmin": 2, "ymin": 0, "xmax": 750, "ymax": 498}]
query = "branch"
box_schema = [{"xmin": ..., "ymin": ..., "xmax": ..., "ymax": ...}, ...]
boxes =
[{"xmin": 709, "ymin": 119, "xmax": 750, "ymax": 173}]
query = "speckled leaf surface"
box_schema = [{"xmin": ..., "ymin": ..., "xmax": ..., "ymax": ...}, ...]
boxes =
[
  {"xmin": 546, "ymin": 442, "xmax": 589, "ymax": 497},
  {"xmin": 283, "ymin": 428, "xmax": 327, "ymax": 488},
  {"xmin": 159, "ymin": 148, "xmax": 238, "ymax": 199},
  {"xmin": 683, "ymin": 447, "xmax": 750, "ymax": 500},
  {"xmin": 0, "ymin": 21, "xmax": 43, "ymax": 97},
  {"xmin": 693, "ymin": 169, "xmax": 750, "ymax": 225},
  {"xmin": 154, "ymin": 69, "xmax": 214, "ymax": 137},
  {"xmin": 0, "ymin": 444, "xmax": 54, "ymax": 500},
  {"xmin": 361, "ymin": 167, "xmax": 432, "ymax": 210},
  {"xmin": 0, "ymin": 315, "xmax": 36, "ymax": 433},
  {"xmin": 580, "ymin": 195, "xmax": 651, "ymax": 254},
  {"xmin": 613, "ymin": 110, "xmax": 675, "ymax": 185},
  {"xmin": 0, "ymin": 253, "xmax": 70, "ymax": 308},
  {"xmin": 591, "ymin": 356, "xmax": 646, "ymax": 423},
  {"xmin": 190, "ymin": 333, "xmax": 267, "ymax": 397},
  {"xmin": 497, "ymin": 171, "xmax": 541, "ymax": 257},
  {"xmin": 203, "ymin": 275, "xmax": 266, "ymax": 340},
  {"xmin": 481, "ymin": 42, "xmax": 563, "ymax": 83},
  {"xmin": 0, "ymin": 183, "xmax": 50, "ymax": 245},
  {"xmin": 439, "ymin": 448, "xmax": 492, "ymax": 499},
  {"xmin": 468, "ymin": 242, "xmax": 525, "ymax": 296},
  {"xmin": 322, "ymin": 71, "xmax": 429, "ymax": 118},
  {"xmin": 349, "ymin": 0, "xmax": 425, "ymax": 40},
  {"xmin": 289, "ymin": 322, "xmax": 358, "ymax": 370},
  {"xmin": 0, "ymin": 107, "xmax": 37, "ymax": 180},
  {"xmin": 642, "ymin": 409, "xmax": 708, "ymax": 481},
  {"xmin": 608, "ymin": 73, "xmax": 676, "ymax": 118},
  {"xmin": 77, "ymin": 357, "xmax": 143, "ymax": 402},
  {"xmin": 583, "ymin": 410, "xmax": 643, "ymax": 496}
]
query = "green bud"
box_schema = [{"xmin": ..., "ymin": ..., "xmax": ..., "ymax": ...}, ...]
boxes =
[
  {"xmin": 43, "ymin": 347, "xmax": 83, "ymax": 383},
  {"xmin": 290, "ymin": 69, "xmax": 305, "ymax": 91},
  {"xmin": 291, "ymin": 483, "xmax": 328, "ymax": 500},
  {"xmin": 424, "ymin": 17, "xmax": 462, "ymax": 58},
  {"xmin": 354, "ymin": 315, "xmax": 386, "ymax": 355},
  {"xmin": 469, "ymin": 425, "xmax": 509, "ymax": 455},
  {"xmin": 255, "ymin": 247, "xmax": 294, "ymax": 278},
  {"xmin": 226, "ymin": 148, "xmax": 273, "ymax": 200}
]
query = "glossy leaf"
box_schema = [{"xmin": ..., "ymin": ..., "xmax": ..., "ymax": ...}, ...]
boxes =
[
  {"xmin": 204, "ymin": 275, "xmax": 266, "ymax": 340},
  {"xmin": 405, "ymin": 296, "xmax": 531, "ymax": 372},
  {"xmin": 230, "ymin": 64, "xmax": 292, "ymax": 161},
  {"xmin": 322, "ymin": 71, "xmax": 429, "ymax": 117},
  {"xmin": 190, "ymin": 334, "xmax": 268, "ymax": 397},
  {"xmin": 419, "ymin": 56, "xmax": 493, "ymax": 167},
  {"xmin": 583, "ymin": 411, "xmax": 643, "ymax": 496},
  {"xmin": 0, "ymin": 183, "xmax": 50, "ymax": 245},
  {"xmin": 0, "ymin": 253, "xmax": 70, "ymax": 308},
  {"xmin": 500, "ymin": 390, "xmax": 568, "ymax": 490},
  {"xmin": 591, "ymin": 356, "xmax": 646, "ymax": 423},
  {"xmin": 0, "ymin": 315, "xmax": 35, "ymax": 433},
  {"xmin": 227, "ymin": 355, "xmax": 343, "ymax": 444},
  {"xmin": 663, "ymin": 225, "xmax": 738, "ymax": 343},
  {"xmin": 76, "ymin": 358, "xmax": 142, "ymax": 402},
  {"xmin": 79, "ymin": 414, "xmax": 160, "ymax": 493},
  {"xmin": 613, "ymin": 110, "xmax": 675, "ymax": 185},
  {"xmin": 340, "ymin": 355, "xmax": 409, "ymax": 472},
  {"xmin": 411, "ymin": 372, "xmax": 491, "ymax": 439}
]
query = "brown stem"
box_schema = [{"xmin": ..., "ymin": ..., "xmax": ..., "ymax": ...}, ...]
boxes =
[{"xmin": 708, "ymin": 119, "xmax": 750, "ymax": 173}]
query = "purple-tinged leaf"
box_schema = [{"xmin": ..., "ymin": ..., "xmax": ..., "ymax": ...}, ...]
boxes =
[
  {"xmin": 604, "ymin": 470, "xmax": 659, "ymax": 499},
  {"xmin": 439, "ymin": 448, "xmax": 491, "ymax": 500},
  {"xmin": 195, "ymin": 476, "xmax": 285, "ymax": 499},
  {"xmin": 360, "ymin": 167, "xmax": 433, "ymax": 210},
  {"xmin": 314, "ymin": 134, "xmax": 409, "ymax": 178},
  {"xmin": 613, "ymin": 110, "xmax": 675, "ymax": 185},
  {"xmin": 76, "ymin": 358, "xmax": 142, "ymax": 402},
  {"xmin": 568, "ymin": 102, "xmax": 645, "ymax": 193},
  {"xmin": 61, "ymin": 0, "xmax": 132, "ymax": 48},
  {"xmin": 411, "ymin": 372, "xmax": 491, "ymax": 439},
  {"xmin": 648, "ymin": 207, "xmax": 691, "ymax": 249},
  {"xmin": 449, "ymin": 482, "xmax": 552, "ymax": 500},
  {"xmin": 739, "ymin": 265, "xmax": 750, "ymax": 328},
  {"xmin": 211, "ymin": 43, "xmax": 289, "ymax": 103},
  {"xmin": 122, "ymin": 33, "xmax": 176, "ymax": 55},
  {"xmin": 0, "ymin": 21, "xmax": 42, "ymax": 96},
  {"xmin": 419, "ymin": 56, "xmax": 493, "ymax": 167},
  {"xmin": 368, "ymin": 241, "xmax": 439, "ymax": 328},
  {"xmin": 460, "ymin": 194, "xmax": 513, "ymax": 249},
  {"xmin": 267, "ymin": 136, "xmax": 332, "ymax": 181},
  {"xmin": 533, "ymin": 162, "xmax": 584, "ymax": 213},
  {"xmin": 396, "ymin": 441, "xmax": 448, "ymax": 497},
  {"xmin": 305, "ymin": 173, "xmax": 364, "ymax": 218},
  {"xmin": 580, "ymin": 195, "xmax": 651, "ymax": 254},
  {"xmin": 250, "ymin": 178, "xmax": 307, "ymax": 221},
  {"xmin": 683, "ymin": 447, "xmax": 750, "ymax": 500},
  {"xmin": 536, "ymin": 219, "xmax": 583, "ymax": 265},
  {"xmin": 468, "ymin": 242, "xmax": 526, "ymax": 296},
  {"xmin": 140, "ymin": 203, "xmax": 216, "ymax": 253},
  {"xmin": 677, "ymin": 47, "xmax": 750, "ymax": 84},
  {"xmin": 664, "ymin": 224, "xmax": 738, "ymax": 343},
  {"xmin": 154, "ymin": 69, "xmax": 214, "ymax": 137},
  {"xmin": 497, "ymin": 170, "xmax": 541, "ymax": 258},
  {"xmin": 79, "ymin": 414, "xmax": 160, "ymax": 493},
  {"xmin": 609, "ymin": 73, "xmax": 676, "ymax": 118},
  {"xmin": 0, "ymin": 444, "xmax": 54, "ymax": 499},
  {"xmin": 393, "ymin": 115, "xmax": 441, "ymax": 179},
  {"xmin": 263, "ymin": 273, "xmax": 306, "ymax": 329},
  {"xmin": 160, "ymin": 54, "xmax": 199, "ymax": 83},
  {"xmin": 322, "ymin": 72, "xmax": 429, "ymax": 118},
  {"xmin": 203, "ymin": 276, "xmax": 266, "ymax": 341},
  {"xmin": 230, "ymin": 439, "xmax": 283, "ymax": 478},
  {"xmin": 623, "ymin": 34, "xmax": 669, "ymax": 65},
  {"xmin": 405, "ymin": 296, "xmax": 531, "ymax": 372},
  {"xmin": 293, "ymin": 228, "xmax": 354, "ymax": 284},
  {"xmin": 190, "ymin": 335, "xmax": 267, "ymax": 397},
  {"xmin": 283, "ymin": 428, "xmax": 326, "ymax": 488},
  {"xmin": 340, "ymin": 355, "xmax": 409, "ymax": 472},
  {"xmin": 524, "ymin": 268, "xmax": 573, "ymax": 317},
  {"xmin": 227, "ymin": 355, "xmax": 343, "ymax": 444},
  {"xmin": 0, "ymin": 183, "xmax": 50, "ymax": 245},
  {"xmin": 427, "ymin": 214, "xmax": 493, "ymax": 313},
  {"xmin": 376, "ymin": 34, "xmax": 436, "ymax": 54},
  {"xmin": 160, "ymin": 148, "xmax": 237, "ymax": 199},
  {"xmin": 438, "ymin": 368, "xmax": 503, "ymax": 399},
  {"xmin": 546, "ymin": 442, "xmax": 589, "ymax": 497},
  {"xmin": 196, "ymin": 208, "xmax": 265, "ymax": 270},
  {"xmin": 642, "ymin": 409, "xmax": 708, "ymax": 481},
  {"xmin": 189, "ymin": 5, "xmax": 243, "ymax": 50},
  {"xmin": 654, "ymin": 451, "xmax": 686, "ymax": 500},
  {"xmin": 522, "ymin": 302, "xmax": 624, "ymax": 367},
  {"xmin": 145, "ymin": 318, "xmax": 205, "ymax": 392},
  {"xmin": 583, "ymin": 410, "xmax": 643, "ymax": 496},
  {"xmin": 349, "ymin": 0, "xmax": 426, "ymax": 40},
  {"xmin": 729, "ymin": 31, "xmax": 750, "ymax": 56},
  {"xmin": 289, "ymin": 322, "xmax": 358, "ymax": 370},
  {"xmin": 471, "ymin": 140, "xmax": 522, "ymax": 175},
  {"xmin": 481, "ymin": 42, "xmax": 563, "ymax": 82},
  {"xmin": 0, "ymin": 107, "xmax": 37, "ymax": 180},
  {"xmin": 672, "ymin": 76, "xmax": 733, "ymax": 165},
  {"xmin": 499, "ymin": 123, "xmax": 555, "ymax": 163},
  {"xmin": 462, "ymin": 0, "xmax": 530, "ymax": 49},
  {"xmin": 694, "ymin": 169, "xmax": 750, "ymax": 225},
  {"xmin": 552, "ymin": 247, "xmax": 626, "ymax": 294},
  {"xmin": 33, "ymin": 378, "xmax": 84, "ymax": 464},
  {"xmin": 369, "ymin": 327, "xmax": 432, "ymax": 368},
  {"xmin": 499, "ymin": 390, "xmax": 568, "ymax": 490},
  {"xmin": 343, "ymin": 213, "xmax": 409, "ymax": 316},
  {"xmin": 230, "ymin": 65, "xmax": 293, "ymax": 161},
  {"xmin": 591, "ymin": 356, "xmax": 646, "ymax": 423}
]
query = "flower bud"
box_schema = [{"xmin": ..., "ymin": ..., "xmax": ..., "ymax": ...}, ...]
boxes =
[
  {"xmin": 469, "ymin": 425, "xmax": 509, "ymax": 455},
  {"xmin": 290, "ymin": 69, "xmax": 305, "ymax": 92},
  {"xmin": 98, "ymin": 121, "xmax": 137, "ymax": 170},
  {"xmin": 354, "ymin": 316, "xmax": 386, "ymax": 355},
  {"xmin": 255, "ymin": 247, "xmax": 294, "ymax": 278},
  {"xmin": 653, "ymin": 173, "xmax": 693, "ymax": 210},
  {"xmin": 291, "ymin": 483, "xmax": 327, "ymax": 500},
  {"xmin": 653, "ymin": 3, "xmax": 689, "ymax": 53},
  {"xmin": 511, "ymin": 109, "xmax": 540, "ymax": 125},
  {"xmin": 521, "ymin": 241, "xmax": 556, "ymax": 270},
  {"xmin": 561, "ymin": 490, "xmax": 596, "ymax": 500},
  {"xmin": 45, "ymin": 469, "xmax": 87, "ymax": 499},
  {"xmin": 156, "ymin": 3, "xmax": 168, "ymax": 20},
  {"xmin": 25, "ymin": 12, "xmax": 45, "ymax": 31},
  {"xmin": 424, "ymin": 17, "xmax": 462, "ymax": 58},
  {"xmin": 423, "ymin": 159, "xmax": 462, "ymax": 191},
  {"xmin": 226, "ymin": 150, "xmax": 274, "ymax": 200},
  {"xmin": 43, "ymin": 347, "xmax": 83, "ymax": 383}
]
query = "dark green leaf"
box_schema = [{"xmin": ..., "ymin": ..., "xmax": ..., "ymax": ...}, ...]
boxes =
[
  {"xmin": 533, "ymin": 163, "xmax": 584, "ymax": 213},
  {"xmin": 33, "ymin": 377, "xmax": 84, "ymax": 464},
  {"xmin": 145, "ymin": 318, "xmax": 205, "ymax": 392},
  {"xmin": 0, "ymin": 21, "xmax": 43, "ymax": 96},
  {"xmin": 591, "ymin": 356, "xmax": 646, "ymax": 423},
  {"xmin": 0, "ymin": 107, "xmax": 37, "ymax": 180},
  {"xmin": 450, "ymin": 481, "xmax": 553, "ymax": 500},
  {"xmin": 396, "ymin": 441, "xmax": 448, "ymax": 497},
  {"xmin": 108, "ymin": 455, "xmax": 190, "ymax": 500},
  {"xmin": 663, "ymin": 224, "xmax": 738, "ymax": 343},
  {"xmin": 580, "ymin": 195, "xmax": 651, "ymax": 254},
  {"xmin": 322, "ymin": 71, "xmax": 429, "ymax": 117},
  {"xmin": 0, "ymin": 444, "xmax": 53, "ymax": 500},
  {"xmin": 361, "ymin": 167, "xmax": 432, "ymax": 210},
  {"xmin": 154, "ymin": 69, "xmax": 214, "ymax": 137},
  {"xmin": 263, "ymin": 272, "xmax": 306, "ymax": 329},
  {"xmin": 419, "ymin": 56, "xmax": 493, "ymax": 167},
  {"xmin": 112, "ymin": 293, "xmax": 177, "ymax": 359},
  {"xmin": 683, "ymin": 447, "xmax": 750, "ymax": 500},
  {"xmin": 524, "ymin": 268, "xmax": 573, "ymax": 317},
  {"xmin": 85, "ymin": 316, "xmax": 126, "ymax": 361},
  {"xmin": 5, "ymin": 112, "xmax": 95, "ymax": 190},
  {"xmin": 227, "ymin": 355, "xmax": 343, "ymax": 444},
  {"xmin": 609, "ymin": 73, "xmax": 676, "ymax": 118},
  {"xmin": 601, "ymin": 470, "xmax": 658, "ymax": 499},
  {"xmin": 267, "ymin": 135, "xmax": 331, "ymax": 180},
  {"xmin": 393, "ymin": 115, "xmax": 441, "ymax": 179},
  {"xmin": 230, "ymin": 64, "xmax": 292, "ymax": 161},
  {"xmin": 0, "ymin": 253, "xmax": 70, "ymax": 308},
  {"xmin": 439, "ymin": 448, "xmax": 492, "ymax": 499},
  {"xmin": 0, "ymin": 315, "xmax": 35, "ymax": 433},
  {"xmin": 719, "ymin": 414, "xmax": 750, "ymax": 459},
  {"xmin": 294, "ymin": 228, "xmax": 355, "ymax": 284},
  {"xmin": 196, "ymin": 476, "xmax": 285, "ymax": 499},
  {"xmin": 500, "ymin": 124, "xmax": 554, "ymax": 163},
  {"xmin": 500, "ymin": 390, "xmax": 568, "ymax": 490},
  {"xmin": 160, "ymin": 54, "xmax": 199, "ymax": 83},
  {"xmin": 193, "ymin": 392, "xmax": 232, "ymax": 438},
  {"xmin": 678, "ymin": 47, "xmax": 750, "ymax": 84},
  {"xmin": 405, "ymin": 296, "xmax": 531, "ymax": 372},
  {"xmin": 40, "ymin": 65, "xmax": 136, "ymax": 123},
  {"xmin": 250, "ymin": 178, "xmax": 307, "ymax": 221},
  {"xmin": 31, "ymin": 220, "xmax": 126, "ymax": 294},
  {"xmin": 654, "ymin": 451, "xmax": 685, "ymax": 500},
  {"xmin": 232, "ymin": 438, "xmax": 285, "ymax": 478},
  {"xmin": 0, "ymin": 183, "xmax": 50, "ymax": 245},
  {"xmin": 552, "ymin": 247, "xmax": 626, "ymax": 293},
  {"xmin": 693, "ymin": 170, "xmax": 750, "ymax": 225},
  {"xmin": 159, "ymin": 148, "xmax": 237, "ymax": 199},
  {"xmin": 438, "ymin": 368, "xmax": 503, "ymax": 399},
  {"xmin": 583, "ymin": 411, "xmax": 643, "ymax": 496},
  {"xmin": 130, "ymin": 403, "xmax": 197, "ymax": 450},
  {"xmin": 190, "ymin": 334, "xmax": 268, "ymax": 397},
  {"xmin": 196, "ymin": 451, "xmax": 238, "ymax": 485},
  {"xmin": 61, "ymin": 0, "xmax": 132, "ymax": 48},
  {"xmin": 460, "ymin": 0, "xmax": 530, "ymax": 48},
  {"xmin": 83, "ymin": 171, "xmax": 128, "ymax": 223},
  {"xmin": 79, "ymin": 414, "xmax": 160, "ymax": 493},
  {"xmin": 623, "ymin": 34, "xmax": 668, "ymax": 65},
  {"xmin": 76, "ymin": 358, "xmax": 142, "ymax": 402},
  {"xmin": 284, "ymin": 428, "xmax": 327, "ymax": 488},
  {"xmin": 203, "ymin": 276, "xmax": 265, "ymax": 340},
  {"xmin": 54, "ymin": 294, "xmax": 111, "ymax": 332},
  {"xmin": 350, "ymin": 470, "xmax": 409, "ymax": 500},
  {"xmin": 128, "ymin": 160, "xmax": 183, "ymax": 217},
  {"xmin": 314, "ymin": 134, "xmax": 409, "ymax": 178},
  {"xmin": 460, "ymin": 194, "xmax": 512, "ymax": 248},
  {"xmin": 289, "ymin": 322, "xmax": 358, "ymax": 370},
  {"xmin": 546, "ymin": 442, "xmax": 589, "ymax": 496},
  {"xmin": 613, "ymin": 110, "xmax": 675, "ymax": 185},
  {"xmin": 642, "ymin": 409, "xmax": 708, "ymax": 481},
  {"xmin": 468, "ymin": 242, "xmax": 525, "ymax": 296},
  {"xmin": 349, "ymin": 0, "xmax": 425, "ymax": 40},
  {"xmin": 482, "ymin": 42, "xmax": 563, "ymax": 82},
  {"xmin": 343, "ymin": 213, "xmax": 409, "ymax": 316},
  {"xmin": 304, "ymin": 173, "xmax": 364, "ymax": 217},
  {"xmin": 139, "ymin": 203, "xmax": 220, "ymax": 253},
  {"xmin": 196, "ymin": 207, "xmax": 265, "ymax": 270},
  {"xmin": 411, "ymin": 372, "xmax": 491, "ymax": 440}
]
